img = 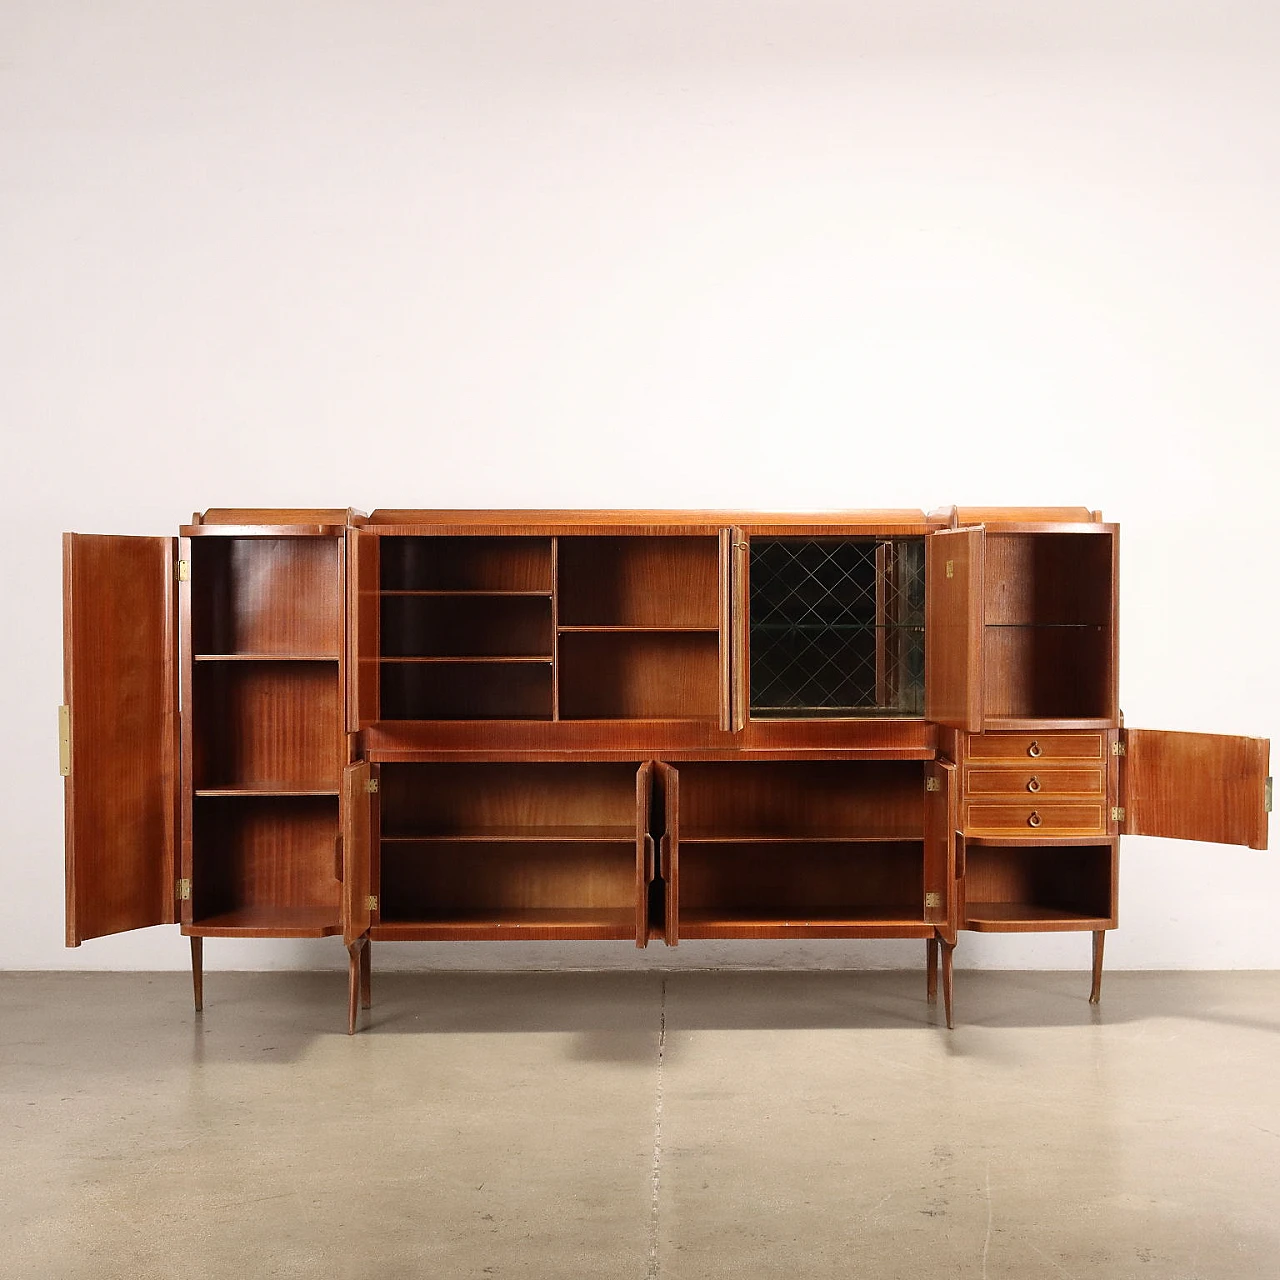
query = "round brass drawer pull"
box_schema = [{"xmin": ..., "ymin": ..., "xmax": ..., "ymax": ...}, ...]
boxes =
[
  {"xmin": 1028, "ymin": 741, "xmax": 1042, "ymax": 758},
  {"xmin": 1028, "ymin": 811, "xmax": 1042, "ymax": 828},
  {"xmin": 1027, "ymin": 776, "xmax": 1041, "ymax": 793}
]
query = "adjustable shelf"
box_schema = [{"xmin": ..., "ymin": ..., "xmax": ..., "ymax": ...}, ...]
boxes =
[
  {"xmin": 194, "ymin": 654, "xmax": 339, "ymax": 662},
  {"xmin": 187, "ymin": 906, "xmax": 342, "ymax": 938}
]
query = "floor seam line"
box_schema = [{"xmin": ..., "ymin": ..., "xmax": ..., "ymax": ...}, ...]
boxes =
[{"xmin": 647, "ymin": 975, "xmax": 667, "ymax": 1280}]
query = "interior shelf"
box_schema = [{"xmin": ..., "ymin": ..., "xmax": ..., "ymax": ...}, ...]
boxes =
[
  {"xmin": 964, "ymin": 904, "xmax": 1112, "ymax": 932},
  {"xmin": 380, "ymin": 536, "xmax": 553, "ymax": 593},
  {"xmin": 962, "ymin": 843, "xmax": 1115, "ymax": 932},
  {"xmin": 373, "ymin": 908, "xmax": 636, "ymax": 940},
  {"xmin": 680, "ymin": 833, "xmax": 923, "ymax": 843},
  {"xmin": 194, "ymin": 654, "xmax": 339, "ymax": 662},
  {"xmin": 379, "ymin": 590, "xmax": 552, "ymax": 597},
  {"xmin": 382, "ymin": 826, "xmax": 635, "ymax": 843},
  {"xmin": 557, "ymin": 625, "xmax": 719, "ymax": 633},
  {"xmin": 195, "ymin": 787, "xmax": 340, "ymax": 797},
  {"xmin": 379, "ymin": 656, "xmax": 553, "ymax": 664},
  {"xmin": 186, "ymin": 906, "xmax": 342, "ymax": 938}
]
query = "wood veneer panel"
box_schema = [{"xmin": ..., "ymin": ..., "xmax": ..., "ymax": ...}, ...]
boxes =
[
  {"xmin": 380, "ymin": 762, "xmax": 641, "ymax": 837},
  {"xmin": 558, "ymin": 536, "xmax": 719, "ymax": 627},
  {"xmin": 380, "ymin": 536, "xmax": 552, "ymax": 592},
  {"xmin": 380, "ymin": 661, "xmax": 553, "ymax": 720},
  {"xmin": 1123, "ymin": 730, "xmax": 1270, "ymax": 849},
  {"xmin": 370, "ymin": 909, "xmax": 635, "ymax": 941},
  {"xmin": 983, "ymin": 625, "xmax": 1111, "ymax": 721},
  {"xmin": 190, "ymin": 538, "xmax": 340, "ymax": 656},
  {"xmin": 675, "ymin": 761, "xmax": 924, "ymax": 839},
  {"xmin": 191, "ymin": 796, "xmax": 341, "ymax": 920},
  {"xmin": 558, "ymin": 632, "xmax": 719, "ymax": 720},
  {"xmin": 381, "ymin": 594, "xmax": 552, "ymax": 657},
  {"xmin": 962, "ymin": 843, "xmax": 1114, "ymax": 930},
  {"xmin": 343, "ymin": 762, "xmax": 374, "ymax": 945},
  {"xmin": 984, "ymin": 533, "xmax": 1113, "ymax": 626},
  {"xmin": 925, "ymin": 527, "xmax": 983, "ymax": 731},
  {"xmin": 63, "ymin": 534, "xmax": 178, "ymax": 943},
  {"xmin": 192, "ymin": 662, "xmax": 341, "ymax": 790}
]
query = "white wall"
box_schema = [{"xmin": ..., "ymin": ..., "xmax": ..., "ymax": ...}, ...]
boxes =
[{"xmin": 2, "ymin": 1, "xmax": 1277, "ymax": 972}]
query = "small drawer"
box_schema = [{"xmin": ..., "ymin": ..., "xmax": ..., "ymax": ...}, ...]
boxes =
[
  {"xmin": 964, "ymin": 802, "xmax": 1108, "ymax": 836},
  {"xmin": 967, "ymin": 733, "xmax": 1105, "ymax": 763},
  {"xmin": 965, "ymin": 766, "xmax": 1106, "ymax": 798}
]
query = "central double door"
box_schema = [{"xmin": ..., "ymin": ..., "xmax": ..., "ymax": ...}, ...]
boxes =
[{"xmin": 342, "ymin": 758, "xmax": 958, "ymax": 948}]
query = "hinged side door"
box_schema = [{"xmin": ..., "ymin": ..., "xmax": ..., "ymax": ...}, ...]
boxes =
[
  {"xmin": 343, "ymin": 761, "xmax": 376, "ymax": 944},
  {"xmin": 1121, "ymin": 730, "xmax": 1270, "ymax": 850},
  {"xmin": 925, "ymin": 526, "xmax": 985, "ymax": 731},
  {"xmin": 923, "ymin": 759, "xmax": 958, "ymax": 934},
  {"xmin": 63, "ymin": 533, "xmax": 180, "ymax": 943},
  {"xmin": 347, "ymin": 529, "xmax": 380, "ymax": 730},
  {"xmin": 718, "ymin": 529, "xmax": 734, "ymax": 732},
  {"xmin": 655, "ymin": 761, "xmax": 679, "ymax": 945},
  {"xmin": 636, "ymin": 761, "xmax": 654, "ymax": 947},
  {"xmin": 729, "ymin": 528, "xmax": 749, "ymax": 731}
]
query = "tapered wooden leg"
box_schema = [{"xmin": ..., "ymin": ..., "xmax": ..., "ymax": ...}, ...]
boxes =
[
  {"xmin": 360, "ymin": 938, "xmax": 372, "ymax": 1010},
  {"xmin": 347, "ymin": 940, "xmax": 363, "ymax": 1035},
  {"xmin": 1089, "ymin": 929, "xmax": 1105, "ymax": 1004},
  {"xmin": 926, "ymin": 937, "xmax": 939, "ymax": 1005},
  {"xmin": 190, "ymin": 937, "xmax": 203, "ymax": 1013},
  {"xmin": 940, "ymin": 939, "xmax": 955, "ymax": 1030}
]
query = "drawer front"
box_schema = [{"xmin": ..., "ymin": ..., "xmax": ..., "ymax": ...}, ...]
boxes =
[
  {"xmin": 967, "ymin": 733, "xmax": 1106, "ymax": 763},
  {"xmin": 964, "ymin": 802, "xmax": 1108, "ymax": 836},
  {"xmin": 965, "ymin": 766, "xmax": 1106, "ymax": 798}
]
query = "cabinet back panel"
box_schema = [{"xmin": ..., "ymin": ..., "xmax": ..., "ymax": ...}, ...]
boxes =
[
  {"xmin": 984, "ymin": 626, "xmax": 1111, "ymax": 720},
  {"xmin": 984, "ymin": 533, "xmax": 1113, "ymax": 626},
  {"xmin": 380, "ymin": 762, "xmax": 640, "ymax": 835},
  {"xmin": 558, "ymin": 536, "xmax": 719, "ymax": 626},
  {"xmin": 964, "ymin": 845, "xmax": 1113, "ymax": 917},
  {"xmin": 678, "ymin": 842, "xmax": 924, "ymax": 913},
  {"xmin": 192, "ymin": 796, "xmax": 340, "ymax": 915},
  {"xmin": 380, "ymin": 595, "xmax": 553, "ymax": 657},
  {"xmin": 559, "ymin": 632, "xmax": 719, "ymax": 719},
  {"xmin": 380, "ymin": 536, "xmax": 552, "ymax": 592},
  {"xmin": 380, "ymin": 662, "xmax": 553, "ymax": 720},
  {"xmin": 380, "ymin": 842, "xmax": 637, "ymax": 917},
  {"xmin": 193, "ymin": 663, "xmax": 341, "ymax": 789},
  {"xmin": 677, "ymin": 761, "xmax": 924, "ymax": 839},
  {"xmin": 191, "ymin": 538, "xmax": 340, "ymax": 655}
]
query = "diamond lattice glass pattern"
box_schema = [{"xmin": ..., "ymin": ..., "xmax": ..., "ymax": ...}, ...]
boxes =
[{"xmin": 750, "ymin": 538, "xmax": 925, "ymax": 717}]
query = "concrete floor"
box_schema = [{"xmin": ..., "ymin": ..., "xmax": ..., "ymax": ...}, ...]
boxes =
[{"xmin": 2, "ymin": 970, "xmax": 1278, "ymax": 1279}]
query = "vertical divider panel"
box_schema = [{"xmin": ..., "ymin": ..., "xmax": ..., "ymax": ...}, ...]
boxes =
[
  {"xmin": 178, "ymin": 534, "xmax": 193, "ymax": 928},
  {"xmin": 343, "ymin": 761, "xmax": 374, "ymax": 945},
  {"xmin": 636, "ymin": 761, "xmax": 653, "ymax": 947},
  {"xmin": 347, "ymin": 530, "xmax": 380, "ymax": 729},
  {"xmin": 925, "ymin": 526, "xmax": 985, "ymax": 732},
  {"xmin": 718, "ymin": 529, "xmax": 732, "ymax": 732},
  {"xmin": 730, "ymin": 527, "xmax": 748, "ymax": 731},
  {"xmin": 923, "ymin": 760, "xmax": 957, "ymax": 932},
  {"xmin": 551, "ymin": 536, "xmax": 560, "ymax": 721},
  {"xmin": 656, "ymin": 761, "xmax": 679, "ymax": 944}
]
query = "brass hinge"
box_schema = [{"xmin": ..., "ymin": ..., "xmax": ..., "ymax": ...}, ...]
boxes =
[
  {"xmin": 1112, "ymin": 740, "xmax": 1126, "ymax": 756},
  {"xmin": 367, "ymin": 777, "xmax": 379, "ymax": 794},
  {"xmin": 176, "ymin": 559, "xmax": 190, "ymax": 582},
  {"xmin": 366, "ymin": 895, "xmax": 378, "ymax": 911},
  {"xmin": 1111, "ymin": 806, "xmax": 1125, "ymax": 823},
  {"xmin": 176, "ymin": 878, "xmax": 191, "ymax": 901},
  {"xmin": 925, "ymin": 777, "xmax": 941, "ymax": 792},
  {"xmin": 924, "ymin": 892, "xmax": 942, "ymax": 909},
  {"xmin": 1266, "ymin": 778, "xmax": 1273, "ymax": 814},
  {"xmin": 945, "ymin": 560, "xmax": 954, "ymax": 579},
  {"xmin": 58, "ymin": 706, "xmax": 70, "ymax": 773}
]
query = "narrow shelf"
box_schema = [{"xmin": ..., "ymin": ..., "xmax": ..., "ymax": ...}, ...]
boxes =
[
  {"xmin": 378, "ymin": 656, "xmax": 553, "ymax": 664},
  {"xmin": 752, "ymin": 623, "xmax": 923, "ymax": 632},
  {"xmin": 984, "ymin": 623, "xmax": 1104, "ymax": 629},
  {"xmin": 677, "ymin": 908, "xmax": 930, "ymax": 939},
  {"xmin": 963, "ymin": 834, "xmax": 1113, "ymax": 848},
  {"xmin": 186, "ymin": 906, "xmax": 341, "ymax": 938},
  {"xmin": 372, "ymin": 907, "xmax": 635, "ymax": 941},
  {"xmin": 193, "ymin": 654, "xmax": 339, "ymax": 662},
  {"xmin": 964, "ymin": 903, "xmax": 1112, "ymax": 932},
  {"xmin": 195, "ymin": 788, "xmax": 340, "ymax": 797},
  {"xmin": 380, "ymin": 590, "xmax": 553, "ymax": 598},
  {"xmin": 382, "ymin": 826, "xmax": 636, "ymax": 843},
  {"xmin": 680, "ymin": 834, "xmax": 923, "ymax": 844},
  {"xmin": 557, "ymin": 625, "xmax": 720, "ymax": 633},
  {"xmin": 981, "ymin": 718, "xmax": 1117, "ymax": 732}
]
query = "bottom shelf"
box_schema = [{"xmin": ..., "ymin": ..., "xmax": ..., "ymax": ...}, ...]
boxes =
[
  {"xmin": 372, "ymin": 907, "xmax": 636, "ymax": 941},
  {"xmin": 678, "ymin": 908, "xmax": 932, "ymax": 940},
  {"xmin": 964, "ymin": 904, "xmax": 1113, "ymax": 933},
  {"xmin": 186, "ymin": 906, "xmax": 342, "ymax": 938}
]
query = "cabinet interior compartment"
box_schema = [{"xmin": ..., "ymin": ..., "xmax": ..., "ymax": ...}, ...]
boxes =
[
  {"xmin": 191, "ymin": 661, "xmax": 341, "ymax": 792},
  {"xmin": 380, "ymin": 536, "xmax": 553, "ymax": 592},
  {"xmin": 379, "ymin": 660, "xmax": 553, "ymax": 720},
  {"xmin": 963, "ymin": 843, "xmax": 1115, "ymax": 930},
  {"xmin": 557, "ymin": 631, "xmax": 719, "ymax": 720},
  {"xmin": 380, "ymin": 595, "xmax": 553, "ymax": 658},
  {"xmin": 191, "ymin": 537, "xmax": 340, "ymax": 657},
  {"xmin": 750, "ymin": 537, "xmax": 924, "ymax": 719},
  {"xmin": 557, "ymin": 536, "xmax": 719, "ymax": 627},
  {"xmin": 983, "ymin": 533, "xmax": 1114, "ymax": 721},
  {"xmin": 190, "ymin": 795, "xmax": 341, "ymax": 934},
  {"xmin": 376, "ymin": 762, "xmax": 645, "ymax": 937}
]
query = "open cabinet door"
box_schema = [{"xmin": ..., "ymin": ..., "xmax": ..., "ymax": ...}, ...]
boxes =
[
  {"xmin": 63, "ymin": 534, "xmax": 179, "ymax": 944},
  {"xmin": 636, "ymin": 761, "xmax": 654, "ymax": 947},
  {"xmin": 923, "ymin": 760, "xmax": 958, "ymax": 933},
  {"xmin": 343, "ymin": 761, "xmax": 375, "ymax": 944},
  {"xmin": 655, "ymin": 762, "xmax": 679, "ymax": 945},
  {"xmin": 925, "ymin": 527, "xmax": 984, "ymax": 731},
  {"xmin": 347, "ymin": 529, "xmax": 379, "ymax": 730},
  {"xmin": 729, "ymin": 527, "xmax": 748, "ymax": 731},
  {"xmin": 1122, "ymin": 730, "xmax": 1270, "ymax": 850}
]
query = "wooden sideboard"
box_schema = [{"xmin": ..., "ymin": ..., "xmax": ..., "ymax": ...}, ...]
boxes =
[{"xmin": 61, "ymin": 506, "xmax": 1271, "ymax": 1032}]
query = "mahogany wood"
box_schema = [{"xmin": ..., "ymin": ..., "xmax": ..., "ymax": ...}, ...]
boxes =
[
  {"xmin": 923, "ymin": 761, "xmax": 956, "ymax": 929},
  {"xmin": 343, "ymin": 762, "xmax": 373, "ymax": 946},
  {"xmin": 558, "ymin": 632, "xmax": 719, "ymax": 720},
  {"xmin": 558, "ymin": 535, "xmax": 719, "ymax": 627},
  {"xmin": 926, "ymin": 937, "xmax": 939, "ymax": 1004},
  {"xmin": 941, "ymin": 939, "xmax": 954, "ymax": 1029},
  {"xmin": 191, "ymin": 937, "xmax": 203, "ymax": 1013},
  {"xmin": 925, "ymin": 527, "xmax": 983, "ymax": 731},
  {"xmin": 348, "ymin": 530, "xmax": 380, "ymax": 730},
  {"xmin": 1090, "ymin": 930, "xmax": 1105, "ymax": 1004},
  {"xmin": 63, "ymin": 534, "xmax": 179, "ymax": 943}
]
